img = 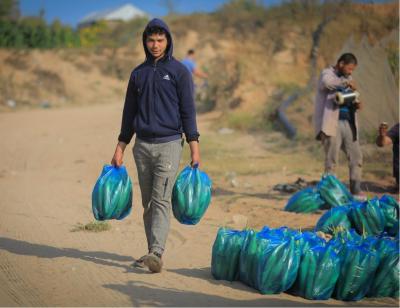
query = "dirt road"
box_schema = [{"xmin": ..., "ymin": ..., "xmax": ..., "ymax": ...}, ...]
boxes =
[{"xmin": 0, "ymin": 103, "xmax": 396, "ymax": 306}]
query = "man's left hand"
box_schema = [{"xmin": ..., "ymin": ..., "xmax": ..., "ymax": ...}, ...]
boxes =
[
  {"xmin": 189, "ymin": 141, "xmax": 201, "ymax": 167},
  {"xmin": 354, "ymin": 101, "xmax": 362, "ymax": 110}
]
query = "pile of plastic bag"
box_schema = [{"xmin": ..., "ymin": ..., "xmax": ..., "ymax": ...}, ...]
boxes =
[
  {"xmin": 211, "ymin": 226, "xmax": 399, "ymax": 301},
  {"xmin": 315, "ymin": 195, "xmax": 399, "ymax": 237},
  {"xmin": 285, "ymin": 174, "xmax": 353, "ymax": 213},
  {"xmin": 91, "ymin": 165, "xmax": 133, "ymax": 221},
  {"xmin": 172, "ymin": 165, "xmax": 212, "ymax": 225}
]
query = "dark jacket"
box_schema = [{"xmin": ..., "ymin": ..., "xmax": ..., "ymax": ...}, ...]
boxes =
[{"xmin": 118, "ymin": 18, "xmax": 199, "ymax": 144}]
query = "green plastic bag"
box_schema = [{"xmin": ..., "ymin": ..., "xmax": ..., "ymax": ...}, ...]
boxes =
[
  {"xmin": 284, "ymin": 188, "xmax": 325, "ymax": 213},
  {"xmin": 333, "ymin": 244, "xmax": 380, "ymax": 301},
  {"xmin": 379, "ymin": 195, "xmax": 399, "ymax": 234},
  {"xmin": 315, "ymin": 206, "xmax": 352, "ymax": 234},
  {"xmin": 290, "ymin": 245, "xmax": 340, "ymax": 300},
  {"xmin": 348, "ymin": 199, "xmax": 386, "ymax": 236},
  {"xmin": 317, "ymin": 174, "xmax": 353, "ymax": 208},
  {"xmin": 172, "ymin": 165, "xmax": 212, "ymax": 225},
  {"xmin": 367, "ymin": 241, "xmax": 399, "ymax": 298},
  {"xmin": 239, "ymin": 229, "xmax": 259, "ymax": 288},
  {"xmin": 92, "ymin": 164, "xmax": 132, "ymax": 220},
  {"xmin": 256, "ymin": 233, "xmax": 301, "ymax": 294},
  {"xmin": 211, "ymin": 228, "xmax": 248, "ymax": 281},
  {"xmin": 239, "ymin": 227, "xmax": 301, "ymax": 294}
]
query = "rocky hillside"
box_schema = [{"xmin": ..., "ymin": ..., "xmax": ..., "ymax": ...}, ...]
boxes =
[{"xmin": 0, "ymin": 1, "xmax": 398, "ymax": 138}]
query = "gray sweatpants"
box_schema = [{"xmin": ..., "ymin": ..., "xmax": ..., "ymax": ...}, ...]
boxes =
[
  {"xmin": 133, "ymin": 138, "xmax": 183, "ymax": 255},
  {"xmin": 321, "ymin": 120, "xmax": 363, "ymax": 194}
]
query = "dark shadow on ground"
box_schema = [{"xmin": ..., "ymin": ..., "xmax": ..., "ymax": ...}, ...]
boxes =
[
  {"xmin": 361, "ymin": 181, "xmax": 398, "ymax": 195},
  {"xmin": 103, "ymin": 280, "xmax": 334, "ymax": 307},
  {"xmin": 213, "ymin": 186, "xmax": 285, "ymax": 201},
  {"xmin": 165, "ymin": 267, "xmax": 396, "ymax": 307},
  {"xmin": 0, "ymin": 237, "xmax": 139, "ymax": 272},
  {"xmin": 168, "ymin": 267, "xmax": 257, "ymax": 293}
]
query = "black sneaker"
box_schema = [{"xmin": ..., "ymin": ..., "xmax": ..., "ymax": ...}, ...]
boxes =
[{"xmin": 143, "ymin": 252, "xmax": 163, "ymax": 273}]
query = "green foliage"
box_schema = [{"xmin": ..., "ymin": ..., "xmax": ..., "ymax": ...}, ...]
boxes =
[
  {"xmin": 0, "ymin": 17, "xmax": 80, "ymax": 49},
  {"xmin": 78, "ymin": 17, "xmax": 148, "ymax": 48},
  {"xmin": 0, "ymin": 0, "xmax": 20, "ymax": 20},
  {"xmin": 71, "ymin": 221, "xmax": 111, "ymax": 232}
]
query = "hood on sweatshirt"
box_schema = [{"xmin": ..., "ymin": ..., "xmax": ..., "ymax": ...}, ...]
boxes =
[{"xmin": 142, "ymin": 18, "xmax": 173, "ymax": 61}]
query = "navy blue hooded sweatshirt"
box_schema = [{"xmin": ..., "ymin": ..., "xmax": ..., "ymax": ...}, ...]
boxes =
[{"xmin": 118, "ymin": 18, "xmax": 199, "ymax": 144}]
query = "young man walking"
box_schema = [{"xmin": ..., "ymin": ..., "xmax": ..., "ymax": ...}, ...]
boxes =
[
  {"xmin": 314, "ymin": 53, "xmax": 364, "ymax": 198},
  {"xmin": 111, "ymin": 19, "xmax": 201, "ymax": 273}
]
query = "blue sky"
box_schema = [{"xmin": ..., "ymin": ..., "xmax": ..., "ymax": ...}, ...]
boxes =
[
  {"xmin": 18, "ymin": 0, "xmax": 280, "ymax": 27},
  {"xmin": 20, "ymin": 0, "xmax": 394, "ymax": 27}
]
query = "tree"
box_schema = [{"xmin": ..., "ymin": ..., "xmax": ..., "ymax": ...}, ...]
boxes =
[{"xmin": 0, "ymin": 0, "xmax": 20, "ymax": 20}]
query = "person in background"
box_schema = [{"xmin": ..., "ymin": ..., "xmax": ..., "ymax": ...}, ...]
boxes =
[
  {"xmin": 314, "ymin": 53, "xmax": 365, "ymax": 199},
  {"xmin": 376, "ymin": 122, "xmax": 399, "ymax": 191},
  {"xmin": 181, "ymin": 49, "xmax": 208, "ymax": 79},
  {"xmin": 111, "ymin": 18, "xmax": 201, "ymax": 273}
]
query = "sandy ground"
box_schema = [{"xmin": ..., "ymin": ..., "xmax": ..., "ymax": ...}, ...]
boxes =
[{"xmin": 0, "ymin": 103, "xmax": 398, "ymax": 307}]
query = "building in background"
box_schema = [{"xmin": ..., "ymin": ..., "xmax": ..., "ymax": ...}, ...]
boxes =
[{"xmin": 78, "ymin": 3, "xmax": 148, "ymax": 28}]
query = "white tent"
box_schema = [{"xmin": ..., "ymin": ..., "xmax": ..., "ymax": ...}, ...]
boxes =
[{"xmin": 78, "ymin": 3, "xmax": 148, "ymax": 27}]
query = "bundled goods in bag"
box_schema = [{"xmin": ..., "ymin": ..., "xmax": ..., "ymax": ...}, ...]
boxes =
[
  {"xmin": 315, "ymin": 206, "xmax": 352, "ymax": 235},
  {"xmin": 239, "ymin": 229, "xmax": 260, "ymax": 288},
  {"xmin": 348, "ymin": 199, "xmax": 386, "ymax": 236},
  {"xmin": 327, "ymin": 229, "xmax": 363, "ymax": 258},
  {"xmin": 332, "ymin": 243, "xmax": 380, "ymax": 301},
  {"xmin": 239, "ymin": 226, "xmax": 301, "ymax": 294},
  {"xmin": 211, "ymin": 227, "xmax": 249, "ymax": 281},
  {"xmin": 317, "ymin": 174, "xmax": 353, "ymax": 208},
  {"xmin": 367, "ymin": 239, "xmax": 399, "ymax": 298},
  {"xmin": 378, "ymin": 195, "xmax": 399, "ymax": 235},
  {"xmin": 284, "ymin": 188, "xmax": 325, "ymax": 213},
  {"xmin": 297, "ymin": 231, "xmax": 326, "ymax": 256},
  {"xmin": 290, "ymin": 245, "xmax": 341, "ymax": 300},
  {"xmin": 92, "ymin": 165, "xmax": 132, "ymax": 220},
  {"xmin": 172, "ymin": 165, "xmax": 212, "ymax": 225},
  {"xmin": 255, "ymin": 231, "xmax": 301, "ymax": 294},
  {"xmin": 388, "ymin": 220, "xmax": 399, "ymax": 237}
]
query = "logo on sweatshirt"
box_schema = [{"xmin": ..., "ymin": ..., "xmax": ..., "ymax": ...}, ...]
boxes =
[{"xmin": 163, "ymin": 74, "xmax": 170, "ymax": 81}]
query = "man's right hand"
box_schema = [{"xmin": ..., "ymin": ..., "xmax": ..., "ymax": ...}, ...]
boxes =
[{"xmin": 111, "ymin": 142, "xmax": 127, "ymax": 167}]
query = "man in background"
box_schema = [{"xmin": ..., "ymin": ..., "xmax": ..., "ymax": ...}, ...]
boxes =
[
  {"xmin": 181, "ymin": 49, "xmax": 208, "ymax": 79},
  {"xmin": 376, "ymin": 122, "xmax": 399, "ymax": 191},
  {"xmin": 314, "ymin": 53, "xmax": 364, "ymax": 199}
]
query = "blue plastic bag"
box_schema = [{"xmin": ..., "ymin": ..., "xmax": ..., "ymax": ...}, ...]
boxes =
[
  {"xmin": 256, "ymin": 233, "xmax": 301, "ymax": 294},
  {"xmin": 333, "ymin": 244, "xmax": 380, "ymax": 301},
  {"xmin": 92, "ymin": 165, "xmax": 132, "ymax": 220},
  {"xmin": 172, "ymin": 165, "xmax": 212, "ymax": 225},
  {"xmin": 290, "ymin": 245, "xmax": 340, "ymax": 300},
  {"xmin": 367, "ymin": 240, "xmax": 399, "ymax": 298},
  {"xmin": 239, "ymin": 227, "xmax": 301, "ymax": 294},
  {"xmin": 298, "ymin": 231, "xmax": 326, "ymax": 256}
]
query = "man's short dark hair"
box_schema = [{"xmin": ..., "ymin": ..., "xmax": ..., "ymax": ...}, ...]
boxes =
[
  {"xmin": 337, "ymin": 53, "xmax": 358, "ymax": 65},
  {"xmin": 187, "ymin": 49, "xmax": 195, "ymax": 55},
  {"xmin": 144, "ymin": 26, "xmax": 167, "ymax": 38}
]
